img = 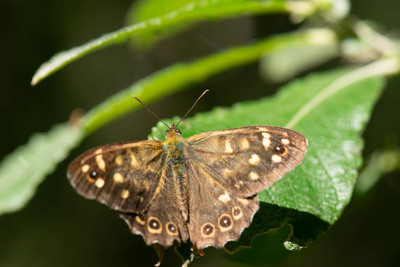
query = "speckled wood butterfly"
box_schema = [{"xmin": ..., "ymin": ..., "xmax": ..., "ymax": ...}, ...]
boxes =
[{"xmin": 67, "ymin": 92, "xmax": 307, "ymax": 265}]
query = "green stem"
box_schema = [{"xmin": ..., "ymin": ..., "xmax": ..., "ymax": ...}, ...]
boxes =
[{"xmin": 356, "ymin": 149, "xmax": 400, "ymax": 194}]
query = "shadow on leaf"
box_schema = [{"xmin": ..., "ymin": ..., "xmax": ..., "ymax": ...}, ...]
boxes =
[{"xmin": 225, "ymin": 202, "xmax": 330, "ymax": 265}]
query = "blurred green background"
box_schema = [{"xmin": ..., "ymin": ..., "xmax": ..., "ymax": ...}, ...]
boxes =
[{"xmin": 1, "ymin": 0, "xmax": 400, "ymax": 266}]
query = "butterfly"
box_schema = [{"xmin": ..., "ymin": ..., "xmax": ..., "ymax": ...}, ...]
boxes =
[{"xmin": 67, "ymin": 92, "xmax": 307, "ymax": 264}]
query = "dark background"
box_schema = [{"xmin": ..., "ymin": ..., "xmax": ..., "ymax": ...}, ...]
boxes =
[{"xmin": 1, "ymin": 0, "xmax": 399, "ymax": 266}]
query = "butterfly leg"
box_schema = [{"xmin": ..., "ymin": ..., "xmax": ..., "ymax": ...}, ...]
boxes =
[
  {"xmin": 152, "ymin": 243, "xmax": 164, "ymax": 267},
  {"xmin": 190, "ymin": 244, "xmax": 206, "ymax": 256},
  {"xmin": 197, "ymin": 249, "xmax": 205, "ymax": 256}
]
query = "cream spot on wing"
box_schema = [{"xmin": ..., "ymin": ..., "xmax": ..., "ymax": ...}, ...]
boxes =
[
  {"xmin": 262, "ymin": 132, "xmax": 271, "ymax": 139},
  {"xmin": 129, "ymin": 151, "xmax": 139, "ymax": 168},
  {"xmin": 143, "ymin": 181, "xmax": 150, "ymax": 191},
  {"xmin": 121, "ymin": 190, "xmax": 130, "ymax": 199},
  {"xmin": 234, "ymin": 180, "xmax": 244, "ymax": 189},
  {"xmin": 248, "ymin": 154, "xmax": 260, "ymax": 165},
  {"xmin": 138, "ymin": 196, "xmax": 144, "ymax": 204},
  {"xmin": 249, "ymin": 171, "xmax": 259, "ymax": 180},
  {"xmin": 95, "ymin": 178, "xmax": 105, "ymax": 188},
  {"xmin": 81, "ymin": 164, "xmax": 90, "ymax": 173},
  {"xmin": 237, "ymin": 198, "xmax": 249, "ymax": 205},
  {"xmin": 258, "ymin": 127, "xmax": 269, "ymax": 131},
  {"xmin": 95, "ymin": 148, "xmax": 103, "ymax": 154},
  {"xmin": 282, "ymin": 138, "xmax": 290, "ymax": 145},
  {"xmin": 272, "ymin": 154, "xmax": 282, "ymax": 163},
  {"xmin": 95, "ymin": 154, "xmax": 106, "ymax": 171},
  {"xmin": 225, "ymin": 139, "xmax": 233, "ymax": 153},
  {"xmin": 223, "ymin": 168, "xmax": 233, "ymax": 177},
  {"xmin": 241, "ymin": 138, "xmax": 250, "ymax": 149},
  {"xmin": 218, "ymin": 192, "xmax": 231, "ymax": 203},
  {"xmin": 115, "ymin": 155, "xmax": 123, "ymax": 166},
  {"xmin": 113, "ymin": 172, "xmax": 124, "ymax": 183},
  {"xmin": 262, "ymin": 132, "xmax": 271, "ymax": 150},
  {"xmin": 263, "ymin": 138, "xmax": 271, "ymax": 149}
]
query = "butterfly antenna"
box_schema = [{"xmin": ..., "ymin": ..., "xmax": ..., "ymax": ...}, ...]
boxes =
[
  {"xmin": 176, "ymin": 89, "xmax": 209, "ymax": 126},
  {"xmin": 132, "ymin": 95, "xmax": 170, "ymax": 129}
]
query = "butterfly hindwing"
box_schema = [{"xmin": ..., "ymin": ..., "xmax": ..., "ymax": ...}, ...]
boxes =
[
  {"xmin": 186, "ymin": 125, "xmax": 308, "ymax": 197},
  {"xmin": 186, "ymin": 158, "xmax": 259, "ymax": 248},
  {"xmin": 67, "ymin": 140, "xmax": 165, "ymax": 213},
  {"xmin": 120, "ymin": 165, "xmax": 190, "ymax": 247}
]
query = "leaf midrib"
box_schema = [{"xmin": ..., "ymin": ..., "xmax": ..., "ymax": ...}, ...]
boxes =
[{"xmin": 285, "ymin": 58, "xmax": 399, "ymax": 129}]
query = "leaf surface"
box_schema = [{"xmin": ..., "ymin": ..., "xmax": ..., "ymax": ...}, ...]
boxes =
[
  {"xmin": 0, "ymin": 124, "xmax": 84, "ymax": 215},
  {"xmin": 152, "ymin": 62, "xmax": 391, "ymax": 224},
  {"xmin": 32, "ymin": 0, "xmax": 318, "ymax": 85}
]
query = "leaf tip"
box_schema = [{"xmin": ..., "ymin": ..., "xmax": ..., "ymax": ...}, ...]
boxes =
[{"xmin": 31, "ymin": 75, "xmax": 40, "ymax": 86}]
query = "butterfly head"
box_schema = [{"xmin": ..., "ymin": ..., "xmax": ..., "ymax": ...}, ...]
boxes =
[
  {"xmin": 165, "ymin": 123, "xmax": 182, "ymax": 138},
  {"xmin": 164, "ymin": 124, "xmax": 185, "ymax": 153}
]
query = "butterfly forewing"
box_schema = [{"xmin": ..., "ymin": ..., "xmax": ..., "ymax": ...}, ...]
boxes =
[
  {"xmin": 186, "ymin": 126, "xmax": 308, "ymax": 197},
  {"xmin": 67, "ymin": 140, "xmax": 165, "ymax": 213}
]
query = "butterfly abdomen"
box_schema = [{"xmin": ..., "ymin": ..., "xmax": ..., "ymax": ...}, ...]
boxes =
[{"xmin": 163, "ymin": 127, "xmax": 191, "ymax": 222}]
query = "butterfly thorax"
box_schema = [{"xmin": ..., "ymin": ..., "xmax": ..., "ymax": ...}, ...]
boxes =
[
  {"xmin": 164, "ymin": 124, "xmax": 185, "ymax": 163},
  {"xmin": 163, "ymin": 124, "xmax": 190, "ymax": 222}
]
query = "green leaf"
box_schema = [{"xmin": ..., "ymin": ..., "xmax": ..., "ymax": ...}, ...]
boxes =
[
  {"xmin": 32, "ymin": 0, "xmax": 322, "ymax": 85},
  {"xmin": 229, "ymin": 224, "xmax": 298, "ymax": 265},
  {"xmin": 259, "ymin": 30, "xmax": 338, "ymax": 82},
  {"xmin": 149, "ymin": 60, "xmax": 397, "ymax": 256},
  {"xmin": 3, "ymin": 29, "xmax": 341, "ymax": 216},
  {"xmin": 126, "ymin": 0, "xmax": 320, "ymax": 46},
  {"xmin": 83, "ymin": 29, "xmax": 335, "ymax": 135},
  {"xmin": 0, "ymin": 124, "xmax": 84, "ymax": 215}
]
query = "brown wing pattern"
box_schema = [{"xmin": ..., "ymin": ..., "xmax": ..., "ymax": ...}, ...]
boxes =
[
  {"xmin": 186, "ymin": 126, "xmax": 308, "ymax": 197},
  {"xmin": 120, "ymin": 164, "xmax": 190, "ymax": 247},
  {"xmin": 67, "ymin": 140, "xmax": 165, "ymax": 213},
  {"xmin": 186, "ymin": 159, "xmax": 259, "ymax": 249},
  {"xmin": 67, "ymin": 125, "xmax": 307, "ymax": 251},
  {"xmin": 184, "ymin": 125, "xmax": 307, "ymax": 248}
]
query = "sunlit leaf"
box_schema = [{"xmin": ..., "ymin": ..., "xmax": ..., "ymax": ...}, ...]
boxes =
[{"xmin": 150, "ymin": 60, "xmax": 397, "ymax": 257}]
